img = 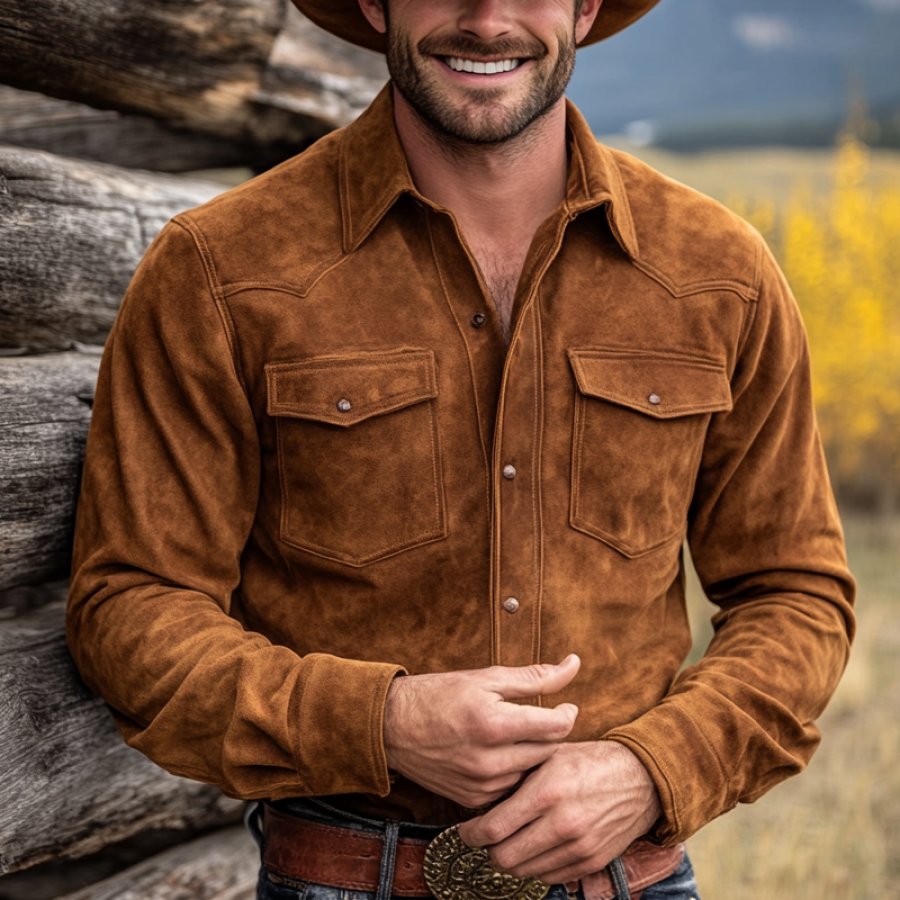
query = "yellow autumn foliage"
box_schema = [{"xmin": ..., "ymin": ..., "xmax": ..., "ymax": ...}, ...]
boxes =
[{"xmin": 732, "ymin": 138, "xmax": 900, "ymax": 508}]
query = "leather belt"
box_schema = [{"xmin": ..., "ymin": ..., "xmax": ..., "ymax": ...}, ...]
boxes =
[{"xmin": 261, "ymin": 805, "xmax": 684, "ymax": 899}]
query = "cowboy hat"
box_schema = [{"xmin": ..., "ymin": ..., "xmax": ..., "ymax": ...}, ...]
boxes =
[{"xmin": 290, "ymin": 0, "xmax": 662, "ymax": 53}]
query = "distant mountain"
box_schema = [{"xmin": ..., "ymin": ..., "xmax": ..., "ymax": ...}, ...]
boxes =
[{"xmin": 568, "ymin": 0, "xmax": 900, "ymax": 147}]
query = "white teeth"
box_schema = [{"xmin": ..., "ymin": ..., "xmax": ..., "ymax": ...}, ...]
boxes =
[{"xmin": 445, "ymin": 57, "xmax": 521, "ymax": 74}]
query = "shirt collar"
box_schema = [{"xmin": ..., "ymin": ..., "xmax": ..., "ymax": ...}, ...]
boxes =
[
  {"xmin": 562, "ymin": 98, "xmax": 640, "ymax": 259},
  {"xmin": 339, "ymin": 84, "xmax": 639, "ymax": 260}
]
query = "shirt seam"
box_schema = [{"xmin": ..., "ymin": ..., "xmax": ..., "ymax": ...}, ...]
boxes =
[
  {"xmin": 173, "ymin": 214, "xmax": 248, "ymax": 394},
  {"xmin": 630, "ymin": 259, "xmax": 759, "ymax": 302}
]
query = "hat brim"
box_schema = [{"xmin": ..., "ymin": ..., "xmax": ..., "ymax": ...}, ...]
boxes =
[{"xmin": 291, "ymin": 0, "xmax": 662, "ymax": 54}]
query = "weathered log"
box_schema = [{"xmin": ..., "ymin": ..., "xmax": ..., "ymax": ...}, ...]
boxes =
[
  {"xmin": 0, "ymin": 85, "xmax": 273, "ymax": 173},
  {"xmin": 0, "ymin": 351, "xmax": 99, "ymax": 592},
  {"xmin": 0, "ymin": 579, "xmax": 68, "ymax": 618},
  {"xmin": 0, "ymin": 146, "xmax": 222, "ymax": 349},
  {"xmin": 0, "ymin": 1, "xmax": 386, "ymax": 147},
  {"xmin": 57, "ymin": 825, "xmax": 258, "ymax": 900},
  {"xmin": 0, "ymin": 601, "xmax": 243, "ymax": 875}
]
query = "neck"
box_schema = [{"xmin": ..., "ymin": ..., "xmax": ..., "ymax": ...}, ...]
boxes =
[{"xmin": 392, "ymin": 86, "xmax": 569, "ymax": 243}]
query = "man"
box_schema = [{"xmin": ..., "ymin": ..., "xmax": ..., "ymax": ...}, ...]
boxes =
[{"xmin": 66, "ymin": 0, "xmax": 855, "ymax": 898}]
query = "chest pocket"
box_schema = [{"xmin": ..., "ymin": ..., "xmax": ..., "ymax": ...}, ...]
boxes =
[
  {"xmin": 265, "ymin": 349, "xmax": 446, "ymax": 567},
  {"xmin": 568, "ymin": 349, "xmax": 732, "ymax": 558}
]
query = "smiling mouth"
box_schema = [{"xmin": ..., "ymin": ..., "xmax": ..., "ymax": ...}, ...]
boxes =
[{"xmin": 442, "ymin": 56, "xmax": 523, "ymax": 75}]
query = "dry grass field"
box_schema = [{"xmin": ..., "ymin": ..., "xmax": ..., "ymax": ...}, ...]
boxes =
[
  {"xmin": 607, "ymin": 142, "xmax": 900, "ymax": 205},
  {"xmin": 683, "ymin": 513, "xmax": 900, "ymax": 899}
]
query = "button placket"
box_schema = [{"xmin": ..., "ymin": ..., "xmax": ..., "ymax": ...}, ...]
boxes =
[{"xmin": 492, "ymin": 303, "xmax": 544, "ymax": 668}]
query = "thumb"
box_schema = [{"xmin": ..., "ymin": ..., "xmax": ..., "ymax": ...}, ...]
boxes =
[{"xmin": 492, "ymin": 654, "xmax": 581, "ymax": 700}]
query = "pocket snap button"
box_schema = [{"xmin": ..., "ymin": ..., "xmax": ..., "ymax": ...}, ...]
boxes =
[{"xmin": 336, "ymin": 398, "xmax": 352, "ymax": 412}]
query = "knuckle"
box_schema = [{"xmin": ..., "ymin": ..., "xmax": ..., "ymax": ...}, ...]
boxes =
[
  {"xmin": 476, "ymin": 760, "xmax": 500, "ymax": 781},
  {"xmin": 558, "ymin": 813, "xmax": 586, "ymax": 843},
  {"xmin": 536, "ymin": 784, "xmax": 562, "ymax": 808},
  {"xmin": 483, "ymin": 665, "xmax": 506, "ymax": 685},
  {"xmin": 572, "ymin": 835, "xmax": 597, "ymax": 860},
  {"xmin": 463, "ymin": 787, "xmax": 503, "ymax": 808},
  {"xmin": 489, "ymin": 845, "xmax": 515, "ymax": 871},
  {"xmin": 488, "ymin": 772, "xmax": 520, "ymax": 792},
  {"xmin": 547, "ymin": 720, "xmax": 570, "ymax": 741},
  {"xmin": 480, "ymin": 819, "xmax": 508, "ymax": 845},
  {"xmin": 457, "ymin": 757, "xmax": 481, "ymax": 790},
  {"xmin": 457, "ymin": 788, "xmax": 486, "ymax": 808},
  {"xmin": 522, "ymin": 663, "xmax": 548, "ymax": 685},
  {"xmin": 474, "ymin": 708, "xmax": 504, "ymax": 744}
]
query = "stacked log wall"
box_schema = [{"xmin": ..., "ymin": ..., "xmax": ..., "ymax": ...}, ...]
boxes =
[{"xmin": 0, "ymin": 3, "xmax": 382, "ymax": 894}]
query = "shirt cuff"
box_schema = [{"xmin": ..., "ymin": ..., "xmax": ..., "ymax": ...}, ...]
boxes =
[
  {"xmin": 604, "ymin": 700, "xmax": 734, "ymax": 846},
  {"xmin": 288, "ymin": 653, "xmax": 407, "ymax": 798}
]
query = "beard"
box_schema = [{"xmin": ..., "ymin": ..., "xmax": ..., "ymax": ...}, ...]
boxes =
[{"xmin": 385, "ymin": 25, "xmax": 577, "ymax": 146}]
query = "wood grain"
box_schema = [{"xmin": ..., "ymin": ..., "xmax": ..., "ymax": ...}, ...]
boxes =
[
  {"xmin": 0, "ymin": 147, "xmax": 222, "ymax": 349},
  {"xmin": 0, "ymin": 601, "xmax": 242, "ymax": 875},
  {"xmin": 0, "ymin": 1, "xmax": 386, "ymax": 146},
  {"xmin": 0, "ymin": 351, "xmax": 99, "ymax": 591},
  {"xmin": 57, "ymin": 825, "xmax": 258, "ymax": 900},
  {"xmin": 0, "ymin": 85, "xmax": 272, "ymax": 173}
]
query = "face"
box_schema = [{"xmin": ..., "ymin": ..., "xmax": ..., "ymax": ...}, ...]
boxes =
[{"xmin": 359, "ymin": 0, "xmax": 601, "ymax": 146}]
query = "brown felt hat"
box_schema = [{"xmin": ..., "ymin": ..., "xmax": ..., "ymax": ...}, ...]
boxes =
[{"xmin": 290, "ymin": 1, "xmax": 662, "ymax": 53}]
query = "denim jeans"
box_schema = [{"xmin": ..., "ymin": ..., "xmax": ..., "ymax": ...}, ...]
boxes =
[{"xmin": 248, "ymin": 800, "xmax": 701, "ymax": 900}]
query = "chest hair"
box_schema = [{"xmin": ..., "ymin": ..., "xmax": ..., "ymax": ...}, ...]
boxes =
[{"xmin": 473, "ymin": 245, "xmax": 528, "ymax": 344}]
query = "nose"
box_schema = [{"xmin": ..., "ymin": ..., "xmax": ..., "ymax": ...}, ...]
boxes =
[{"xmin": 456, "ymin": 0, "xmax": 513, "ymax": 41}]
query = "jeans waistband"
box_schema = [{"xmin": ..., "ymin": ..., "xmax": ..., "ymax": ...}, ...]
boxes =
[{"xmin": 265, "ymin": 796, "xmax": 449, "ymax": 841}]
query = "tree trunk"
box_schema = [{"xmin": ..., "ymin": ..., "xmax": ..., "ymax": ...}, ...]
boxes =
[
  {"xmin": 0, "ymin": 601, "xmax": 242, "ymax": 875},
  {"xmin": 0, "ymin": 1, "xmax": 386, "ymax": 147},
  {"xmin": 0, "ymin": 146, "xmax": 222, "ymax": 350}
]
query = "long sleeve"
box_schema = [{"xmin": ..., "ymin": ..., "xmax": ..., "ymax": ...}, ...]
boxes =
[
  {"xmin": 67, "ymin": 220, "xmax": 404, "ymax": 800},
  {"xmin": 604, "ymin": 238, "xmax": 856, "ymax": 844}
]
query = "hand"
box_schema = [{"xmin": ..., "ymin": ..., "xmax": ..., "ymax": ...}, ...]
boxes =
[
  {"xmin": 457, "ymin": 740, "xmax": 661, "ymax": 884},
  {"xmin": 383, "ymin": 655, "xmax": 580, "ymax": 808}
]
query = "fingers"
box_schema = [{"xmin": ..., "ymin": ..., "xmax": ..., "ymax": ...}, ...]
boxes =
[
  {"xmin": 486, "ymin": 822, "xmax": 591, "ymax": 880},
  {"xmin": 489, "ymin": 654, "xmax": 581, "ymax": 700},
  {"xmin": 459, "ymin": 801, "xmax": 597, "ymax": 882},
  {"xmin": 458, "ymin": 789, "xmax": 536, "ymax": 850},
  {"xmin": 382, "ymin": 657, "xmax": 581, "ymax": 808},
  {"xmin": 490, "ymin": 701, "xmax": 579, "ymax": 744},
  {"xmin": 459, "ymin": 742, "xmax": 658, "ymax": 883},
  {"xmin": 445, "ymin": 771, "xmax": 524, "ymax": 809},
  {"xmin": 493, "ymin": 739, "xmax": 565, "ymax": 774}
]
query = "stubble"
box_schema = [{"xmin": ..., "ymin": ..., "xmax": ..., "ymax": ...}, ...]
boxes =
[{"xmin": 384, "ymin": 17, "xmax": 577, "ymax": 147}]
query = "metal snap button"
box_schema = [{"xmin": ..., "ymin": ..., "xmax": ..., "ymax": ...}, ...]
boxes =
[
  {"xmin": 336, "ymin": 398, "xmax": 352, "ymax": 412},
  {"xmin": 502, "ymin": 464, "xmax": 517, "ymax": 480},
  {"xmin": 502, "ymin": 597, "xmax": 520, "ymax": 613},
  {"xmin": 470, "ymin": 313, "xmax": 486, "ymax": 329},
  {"xmin": 648, "ymin": 393, "xmax": 661, "ymax": 405}
]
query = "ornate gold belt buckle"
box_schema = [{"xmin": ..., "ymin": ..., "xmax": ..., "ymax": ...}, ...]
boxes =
[{"xmin": 424, "ymin": 825, "xmax": 551, "ymax": 900}]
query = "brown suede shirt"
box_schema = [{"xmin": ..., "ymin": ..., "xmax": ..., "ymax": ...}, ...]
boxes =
[{"xmin": 67, "ymin": 86, "xmax": 855, "ymax": 845}]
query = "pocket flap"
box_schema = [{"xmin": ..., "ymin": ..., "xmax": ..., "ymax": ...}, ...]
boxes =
[
  {"xmin": 568, "ymin": 349, "xmax": 732, "ymax": 419},
  {"xmin": 266, "ymin": 349, "xmax": 437, "ymax": 427}
]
